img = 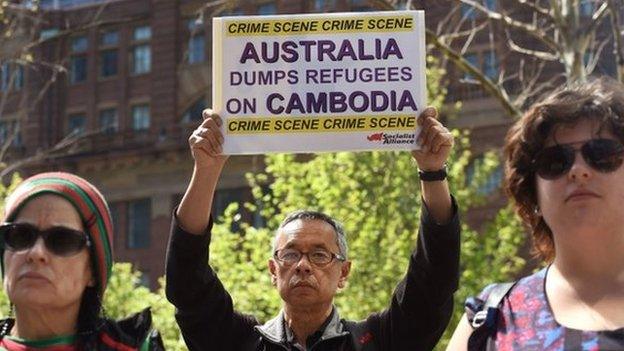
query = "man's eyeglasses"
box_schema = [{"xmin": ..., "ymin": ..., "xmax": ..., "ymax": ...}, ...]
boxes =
[
  {"xmin": 532, "ymin": 138, "xmax": 624, "ymax": 180},
  {"xmin": 0, "ymin": 222, "xmax": 91, "ymax": 257},
  {"xmin": 273, "ymin": 248, "xmax": 345, "ymax": 266}
]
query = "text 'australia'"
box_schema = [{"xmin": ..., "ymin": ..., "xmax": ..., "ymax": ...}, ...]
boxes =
[{"xmin": 240, "ymin": 38, "xmax": 403, "ymax": 63}]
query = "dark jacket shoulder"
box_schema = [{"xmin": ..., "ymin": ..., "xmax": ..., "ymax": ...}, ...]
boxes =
[
  {"xmin": 100, "ymin": 307, "xmax": 165, "ymax": 350},
  {"xmin": 0, "ymin": 308, "xmax": 164, "ymax": 351}
]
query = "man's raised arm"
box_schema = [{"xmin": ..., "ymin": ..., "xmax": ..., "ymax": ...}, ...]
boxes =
[
  {"xmin": 176, "ymin": 109, "xmax": 228, "ymax": 234},
  {"xmin": 370, "ymin": 107, "xmax": 460, "ymax": 350},
  {"xmin": 165, "ymin": 110, "xmax": 258, "ymax": 350}
]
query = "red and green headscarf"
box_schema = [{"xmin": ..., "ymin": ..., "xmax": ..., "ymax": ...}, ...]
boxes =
[{"xmin": 2, "ymin": 172, "xmax": 114, "ymax": 297}]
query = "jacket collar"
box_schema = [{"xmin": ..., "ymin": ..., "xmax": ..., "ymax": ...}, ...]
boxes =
[{"xmin": 255, "ymin": 307, "xmax": 349, "ymax": 344}]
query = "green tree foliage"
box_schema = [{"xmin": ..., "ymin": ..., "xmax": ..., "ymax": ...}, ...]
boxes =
[{"xmin": 208, "ymin": 59, "xmax": 528, "ymax": 349}]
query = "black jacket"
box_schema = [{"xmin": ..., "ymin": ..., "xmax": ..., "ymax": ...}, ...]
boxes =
[
  {"xmin": 166, "ymin": 201, "xmax": 460, "ymax": 351},
  {"xmin": 0, "ymin": 308, "xmax": 164, "ymax": 350}
]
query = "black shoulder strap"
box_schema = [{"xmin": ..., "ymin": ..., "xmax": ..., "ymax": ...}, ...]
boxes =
[
  {"xmin": 471, "ymin": 282, "xmax": 515, "ymax": 329},
  {"xmin": 467, "ymin": 282, "xmax": 516, "ymax": 351}
]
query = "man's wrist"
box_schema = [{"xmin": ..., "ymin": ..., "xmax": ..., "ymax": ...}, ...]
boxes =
[{"xmin": 418, "ymin": 164, "xmax": 447, "ymax": 181}]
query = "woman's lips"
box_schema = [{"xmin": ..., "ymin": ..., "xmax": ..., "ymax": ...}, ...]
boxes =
[
  {"xmin": 565, "ymin": 189, "xmax": 600, "ymax": 202},
  {"xmin": 18, "ymin": 271, "xmax": 51, "ymax": 283}
]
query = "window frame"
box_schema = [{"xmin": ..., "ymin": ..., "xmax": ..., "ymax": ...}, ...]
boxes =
[
  {"xmin": 98, "ymin": 29, "xmax": 119, "ymax": 79},
  {"xmin": 131, "ymin": 104, "xmax": 150, "ymax": 131},
  {"xmin": 67, "ymin": 113, "xmax": 87, "ymax": 135},
  {"xmin": 130, "ymin": 25, "xmax": 152, "ymax": 75},
  {"xmin": 99, "ymin": 107, "xmax": 118, "ymax": 134},
  {"xmin": 127, "ymin": 198, "xmax": 151, "ymax": 249}
]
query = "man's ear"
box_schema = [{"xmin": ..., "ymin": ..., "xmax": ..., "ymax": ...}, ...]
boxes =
[
  {"xmin": 268, "ymin": 259, "xmax": 277, "ymax": 286},
  {"xmin": 337, "ymin": 260, "xmax": 351, "ymax": 289}
]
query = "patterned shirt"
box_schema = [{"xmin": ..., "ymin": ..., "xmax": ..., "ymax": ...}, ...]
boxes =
[{"xmin": 467, "ymin": 268, "xmax": 624, "ymax": 351}]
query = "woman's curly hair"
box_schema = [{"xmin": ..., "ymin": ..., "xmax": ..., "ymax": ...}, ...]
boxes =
[{"xmin": 504, "ymin": 77, "xmax": 624, "ymax": 262}]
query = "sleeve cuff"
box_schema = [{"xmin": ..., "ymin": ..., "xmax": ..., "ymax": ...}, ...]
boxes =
[
  {"xmin": 170, "ymin": 207, "xmax": 214, "ymax": 254},
  {"xmin": 420, "ymin": 195, "xmax": 459, "ymax": 229}
]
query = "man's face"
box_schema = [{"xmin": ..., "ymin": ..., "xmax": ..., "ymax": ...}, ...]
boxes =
[{"xmin": 269, "ymin": 219, "xmax": 351, "ymax": 310}]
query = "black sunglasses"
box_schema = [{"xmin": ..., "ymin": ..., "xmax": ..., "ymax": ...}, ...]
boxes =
[
  {"xmin": 0, "ymin": 222, "xmax": 91, "ymax": 257},
  {"xmin": 532, "ymin": 138, "xmax": 624, "ymax": 180}
]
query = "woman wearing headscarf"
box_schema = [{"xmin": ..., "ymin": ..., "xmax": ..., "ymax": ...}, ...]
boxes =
[{"xmin": 0, "ymin": 172, "xmax": 164, "ymax": 350}]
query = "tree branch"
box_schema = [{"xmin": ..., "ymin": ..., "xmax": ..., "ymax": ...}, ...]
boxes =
[
  {"xmin": 506, "ymin": 30, "xmax": 558, "ymax": 60},
  {"xmin": 0, "ymin": 130, "xmax": 100, "ymax": 178},
  {"xmin": 515, "ymin": 0, "xmax": 553, "ymax": 19},
  {"xmin": 608, "ymin": 0, "xmax": 624, "ymax": 81},
  {"xmin": 426, "ymin": 28, "xmax": 521, "ymax": 118},
  {"xmin": 459, "ymin": 0, "xmax": 560, "ymax": 52},
  {"xmin": 586, "ymin": 1, "xmax": 610, "ymax": 35}
]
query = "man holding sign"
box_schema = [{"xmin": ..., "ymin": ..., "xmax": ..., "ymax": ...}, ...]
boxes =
[{"xmin": 165, "ymin": 107, "xmax": 459, "ymax": 350}]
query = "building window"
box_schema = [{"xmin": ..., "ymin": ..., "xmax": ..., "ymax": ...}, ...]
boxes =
[
  {"xmin": 188, "ymin": 35, "xmax": 205, "ymax": 63},
  {"xmin": 133, "ymin": 26, "xmax": 151, "ymax": 41},
  {"xmin": 187, "ymin": 19, "xmax": 205, "ymax": 64},
  {"xmin": 257, "ymin": 2, "xmax": 277, "ymax": 15},
  {"xmin": 131, "ymin": 26, "xmax": 151, "ymax": 75},
  {"xmin": 484, "ymin": 50, "xmax": 498, "ymax": 79},
  {"xmin": 100, "ymin": 30, "xmax": 119, "ymax": 46},
  {"xmin": 182, "ymin": 98, "xmax": 207, "ymax": 122},
  {"xmin": 138, "ymin": 271, "xmax": 150, "ymax": 288},
  {"xmin": 132, "ymin": 104, "xmax": 150, "ymax": 131},
  {"xmin": 99, "ymin": 30, "xmax": 118, "ymax": 78},
  {"xmin": 100, "ymin": 49, "xmax": 118, "ymax": 77},
  {"xmin": 127, "ymin": 198, "xmax": 151, "ymax": 249},
  {"xmin": 67, "ymin": 113, "xmax": 86, "ymax": 135},
  {"xmin": 0, "ymin": 121, "xmax": 21, "ymax": 147},
  {"xmin": 313, "ymin": 0, "xmax": 336, "ymax": 12},
  {"xmin": 580, "ymin": 0, "xmax": 594, "ymax": 16},
  {"xmin": 71, "ymin": 36, "xmax": 88, "ymax": 52},
  {"xmin": 99, "ymin": 108, "xmax": 118, "ymax": 134},
  {"xmin": 222, "ymin": 7, "xmax": 243, "ymax": 16},
  {"xmin": 461, "ymin": 1, "xmax": 494, "ymax": 19},
  {"xmin": 463, "ymin": 53, "xmax": 478, "ymax": 80},
  {"xmin": 14, "ymin": 65, "xmax": 23, "ymax": 90},
  {"xmin": 131, "ymin": 44, "xmax": 151, "ymax": 74},
  {"xmin": 40, "ymin": 28, "xmax": 60, "ymax": 40},
  {"xmin": 212, "ymin": 187, "xmax": 248, "ymax": 218},
  {"xmin": 1, "ymin": 63, "xmax": 9, "ymax": 91},
  {"xmin": 351, "ymin": 0, "xmax": 374, "ymax": 11},
  {"xmin": 461, "ymin": 4, "xmax": 477, "ymax": 20},
  {"xmin": 70, "ymin": 35, "xmax": 88, "ymax": 84},
  {"xmin": 484, "ymin": 0, "xmax": 495, "ymax": 10},
  {"xmin": 70, "ymin": 56, "xmax": 87, "ymax": 83},
  {"xmin": 1, "ymin": 63, "xmax": 23, "ymax": 91},
  {"xmin": 466, "ymin": 157, "xmax": 504, "ymax": 195},
  {"xmin": 109, "ymin": 202, "xmax": 122, "ymax": 246}
]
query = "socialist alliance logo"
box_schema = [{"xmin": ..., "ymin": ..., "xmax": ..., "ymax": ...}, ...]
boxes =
[{"xmin": 366, "ymin": 132, "xmax": 415, "ymax": 145}]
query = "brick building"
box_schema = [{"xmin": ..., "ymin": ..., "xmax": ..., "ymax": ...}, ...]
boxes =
[
  {"xmin": 0, "ymin": 0, "xmax": 380, "ymax": 289},
  {"xmin": 1, "ymin": 0, "xmax": 614, "ymax": 288}
]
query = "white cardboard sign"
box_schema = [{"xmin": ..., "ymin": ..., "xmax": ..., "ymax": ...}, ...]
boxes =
[{"xmin": 212, "ymin": 11, "xmax": 426, "ymax": 154}]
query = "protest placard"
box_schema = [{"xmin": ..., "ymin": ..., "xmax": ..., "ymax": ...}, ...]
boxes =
[{"xmin": 212, "ymin": 10, "xmax": 426, "ymax": 154}]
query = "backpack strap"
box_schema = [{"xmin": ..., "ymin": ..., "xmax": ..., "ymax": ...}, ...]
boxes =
[
  {"xmin": 467, "ymin": 282, "xmax": 516, "ymax": 351},
  {"xmin": 471, "ymin": 282, "xmax": 515, "ymax": 329}
]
